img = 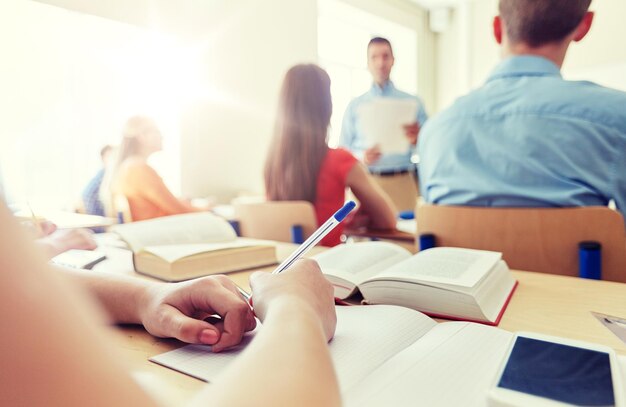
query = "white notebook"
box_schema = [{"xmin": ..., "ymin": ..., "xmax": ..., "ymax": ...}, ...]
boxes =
[{"xmin": 150, "ymin": 305, "xmax": 515, "ymax": 406}]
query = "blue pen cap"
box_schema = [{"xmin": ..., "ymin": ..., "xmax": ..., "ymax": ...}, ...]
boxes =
[{"xmin": 334, "ymin": 201, "xmax": 356, "ymax": 222}]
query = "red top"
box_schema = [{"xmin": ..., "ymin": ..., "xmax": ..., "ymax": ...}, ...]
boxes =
[{"xmin": 314, "ymin": 148, "xmax": 358, "ymax": 246}]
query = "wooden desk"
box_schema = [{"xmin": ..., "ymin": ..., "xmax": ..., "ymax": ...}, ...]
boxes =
[{"xmin": 95, "ymin": 241, "xmax": 626, "ymax": 403}]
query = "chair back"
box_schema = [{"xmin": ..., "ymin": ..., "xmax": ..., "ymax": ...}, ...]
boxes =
[
  {"xmin": 233, "ymin": 201, "xmax": 318, "ymax": 243},
  {"xmin": 416, "ymin": 204, "xmax": 626, "ymax": 283}
]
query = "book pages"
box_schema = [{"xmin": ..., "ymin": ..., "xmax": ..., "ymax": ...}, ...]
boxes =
[
  {"xmin": 345, "ymin": 322, "xmax": 513, "ymax": 406},
  {"xmin": 111, "ymin": 212, "xmax": 237, "ymax": 251},
  {"xmin": 314, "ymin": 241, "xmax": 412, "ymax": 287},
  {"xmin": 150, "ymin": 305, "xmax": 436, "ymax": 392},
  {"xmin": 375, "ymin": 248, "xmax": 502, "ymax": 288}
]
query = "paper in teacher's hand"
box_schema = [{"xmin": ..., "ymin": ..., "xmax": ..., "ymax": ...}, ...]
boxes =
[
  {"xmin": 592, "ymin": 311, "xmax": 626, "ymax": 345},
  {"xmin": 357, "ymin": 98, "xmax": 419, "ymax": 154}
]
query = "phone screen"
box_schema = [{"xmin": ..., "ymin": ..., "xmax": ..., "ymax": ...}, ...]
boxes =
[{"xmin": 498, "ymin": 336, "xmax": 615, "ymax": 406}]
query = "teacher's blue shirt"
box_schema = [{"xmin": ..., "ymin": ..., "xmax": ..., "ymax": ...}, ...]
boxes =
[
  {"xmin": 340, "ymin": 81, "xmax": 428, "ymax": 172},
  {"xmin": 418, "ymin": 55, "xmax": 626, "ymax": 224}
]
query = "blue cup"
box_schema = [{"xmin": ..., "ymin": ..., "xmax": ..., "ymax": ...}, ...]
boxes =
[{"xmin": 579, "ymin": 241, "xmax": 601, "ymax": 280}]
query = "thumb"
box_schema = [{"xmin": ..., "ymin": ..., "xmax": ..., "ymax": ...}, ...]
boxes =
[{"xmin": 161, "ymin": 307, "xmax": 221, "ymax": 345}]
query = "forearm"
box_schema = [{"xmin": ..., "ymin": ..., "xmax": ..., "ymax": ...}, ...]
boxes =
[
  {"xmin": 199, "ymin": 297, "xmax": 341, "ymax": 407},
  {"xmin": 59, "ymin": 266, "xmax": 154, "ymax": 324}
]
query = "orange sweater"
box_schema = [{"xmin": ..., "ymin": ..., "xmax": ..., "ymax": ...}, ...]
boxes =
[{"xmin": 115, "ymin": 160, "xmax": 195, "ymax": 221}]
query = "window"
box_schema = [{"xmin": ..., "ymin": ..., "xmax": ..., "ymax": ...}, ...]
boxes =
[
  {"xmin": 0, "ymin": 1, "xmax": 205, "ymax": 210},
  {"xmin": 317, "ymin": 0, "xmax": 420, "ymax": 147}
]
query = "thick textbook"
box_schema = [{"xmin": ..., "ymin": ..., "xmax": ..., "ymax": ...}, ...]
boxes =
[
  {"xmin": 111, "ymin": 213, "xmax": 276, "ymax": 281},
  {"xmin": 313, "ymin": 242, "xmax": 517, "ymax": 325}
]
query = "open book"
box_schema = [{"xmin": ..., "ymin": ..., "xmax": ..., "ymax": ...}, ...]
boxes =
[
  {"xmin": 312, "ymin": 242, "xmax": 517, "ymax": 325},
  {"xmin": 110, "ymin": 213, "xmax": 276, "ymax": 281},
  {"xmin": 150, "ymin": 305, "xmax": 517, "ymax": 406}
]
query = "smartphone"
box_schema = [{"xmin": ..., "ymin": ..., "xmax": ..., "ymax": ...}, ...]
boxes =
[{"xmin": 489, "ymin": 332, "xmax": 624, "ymax": 407}]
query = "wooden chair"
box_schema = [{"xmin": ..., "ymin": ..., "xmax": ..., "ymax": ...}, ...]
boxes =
[
  {"xmin": 416, "ymin": 204, "xmax": 626, "ymax": 283},
  {"xmin": 370, "ymin": 172, "xmax": 418, "ymax": 212},
  {"xmin": 233, "ymin": 201, "xmax": 318, "ymax": 243}
]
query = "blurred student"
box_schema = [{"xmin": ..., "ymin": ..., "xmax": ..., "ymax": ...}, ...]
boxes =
[
  {"xmin": 340, "ymin": 37, "xmax": 428, "ymax": 211},
  {"xmin": 265, "ymin": 64, "xmax": 396, "ymax": 247},
  {"xmin": 82, "ymin": 144, "xmax": 115, "ymax": 217},
  {"xmin": 103, "ymin": 116, "xmax": 198, "ymax": 221},
  {"xmin": 419, "ymin": 0, "xmax": 626, "ymax": 224},
  {"xmin": 0, "ymin": 201, "xmax": 340, "ymax": 406}
]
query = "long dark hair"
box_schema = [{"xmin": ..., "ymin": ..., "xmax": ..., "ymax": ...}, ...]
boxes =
[{"xmin": 264, "ymin": 64, "xmax": 332, "ymax": 203}]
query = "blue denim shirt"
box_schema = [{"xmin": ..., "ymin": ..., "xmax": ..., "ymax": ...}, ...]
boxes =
[
  {"xmin": 82, "ymin": 169, "xmax": 106, "ymax": 217},
  {"xmin": 340, "ymin": 81, "xmax": 428, "ymax": 172},
  {"xmin": 419, "ymin": 55, "xmax": 626, "ymax": 224}
]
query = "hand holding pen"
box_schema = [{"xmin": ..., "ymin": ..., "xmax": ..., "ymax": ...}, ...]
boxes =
[{"xmin": 237, "ymin": 201, "xmax": 356, "ymax": 303}]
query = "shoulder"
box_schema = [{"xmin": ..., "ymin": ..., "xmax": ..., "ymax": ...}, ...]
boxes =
[
  {"xmin": 323, "ymin": 148, "xmax": 358, "ymax": 173},
  {"xmin": 119, "ymin": 157, "xmax": 159, "ymax": 181},
  {"xmin": 327, "ymin": 148, "xmax": 358, "ymax": 163},
  {"xmin": 392, "ymin": 87, "xmax": 419, "ymax": 100},
  {"xmin": 347, "ymin": 91, "xmax": 373, "ymax": 110}
]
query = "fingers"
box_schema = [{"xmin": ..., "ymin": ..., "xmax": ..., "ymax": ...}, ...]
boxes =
[
  {"xmin": 158, "ymin": 305, "xmax": 221, "ymax": 345},
  {"xmin": 188, "ymin": 277, "xmax": 256, "ymax": 352}
]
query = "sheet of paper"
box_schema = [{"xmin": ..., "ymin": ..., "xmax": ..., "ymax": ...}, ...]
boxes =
[
  {"xmin": 345, "ymin": 322, "xmax": 513, "ymax": 406},
  {"xmin": 593, "ymin": 311, "xmax": 626, "ymax": 345},
  {"xmin": 356, "ymin": 98, "xmax": 418, "ymax": 154},
  {"xmin": 150, "ymin": 305, "xmax": 436, "ymax": 392}
]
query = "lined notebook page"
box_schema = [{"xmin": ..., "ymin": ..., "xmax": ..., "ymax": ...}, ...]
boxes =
[
  {"xmin": 150, "ymin": 305, "xmax": 436, "ymax": 392},
  {"xmin": 345, "ymin": 322, "xmax": 513, "ymax": 406}
]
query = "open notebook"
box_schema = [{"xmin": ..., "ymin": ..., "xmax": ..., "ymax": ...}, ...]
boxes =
[{"xmin": 151, "ymin": 305, "xmax": 518, "ymax": 406}]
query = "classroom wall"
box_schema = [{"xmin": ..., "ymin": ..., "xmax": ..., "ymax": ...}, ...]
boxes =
[
  {"xmin": 178, "ymin": 1, "xmax": 318, "ymax": 202},
  {"xmin": 433, "ymin": 0, "xmax": 626, "ymax": 112}
]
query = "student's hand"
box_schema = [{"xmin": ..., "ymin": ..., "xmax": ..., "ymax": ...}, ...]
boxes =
[
  {"xmin": 139, "ymin": 275, "xmax": 257, "ymax": 352},
  {"xmin": 364, "ymin": 145, "xmax": 382, "ymax": 165},
  {"xmin": 37, "ymin": 228, "xmax": 97, "ymax": 258},
  {"xmin": 403, "ymin": 122, "xmax": 420, "ymax": 145},
  {"xmin": 21, "ymin": 220, "xmax": 57, "ymax": 238},
  {"xmin": 249, "ymin": 259, "xmax": 337, "ymax": 341}
]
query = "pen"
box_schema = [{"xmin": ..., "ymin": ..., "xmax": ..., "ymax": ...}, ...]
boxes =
[
  {"xmin": 237, "ymin": 200, "xmax": 356, "ymax": 302},
  {"xmin": 27, "ymin": 202, "xmax": 43, "ymax": 236}
]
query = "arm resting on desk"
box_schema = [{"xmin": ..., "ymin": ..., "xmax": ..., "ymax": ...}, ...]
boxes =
[{"xmin": 60, "ymin": 268, "xmax": 256, "ymax": 351}]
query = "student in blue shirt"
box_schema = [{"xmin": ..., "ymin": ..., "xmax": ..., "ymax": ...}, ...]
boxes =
[
  {"xmin": 419, "ymin": 0, "xmax": 626, "ymax": 224},
  {"xmin": 82, "ymin": 144, "xmax": 114, "ymax": 217}
]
